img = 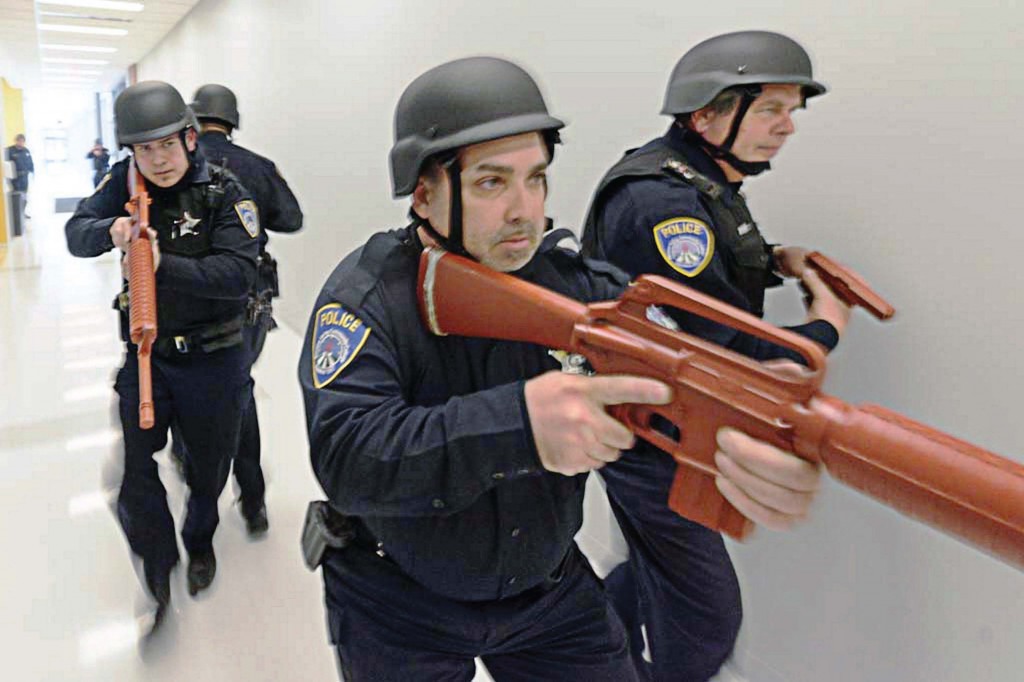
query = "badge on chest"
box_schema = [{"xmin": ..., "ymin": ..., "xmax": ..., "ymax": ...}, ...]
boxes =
[{"xmin": 172, "ymin": 211, "xmax": 202, "ymax": 239}]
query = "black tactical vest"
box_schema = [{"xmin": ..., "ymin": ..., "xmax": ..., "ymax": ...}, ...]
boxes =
[{"xmin": 582, "ymin": 142, "xmax": 781, "ymax": 316}]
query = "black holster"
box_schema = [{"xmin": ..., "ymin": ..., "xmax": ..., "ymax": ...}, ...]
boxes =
[{"xmin": 301, "ymin": 501, "xmax": 355, "ymax": 571}]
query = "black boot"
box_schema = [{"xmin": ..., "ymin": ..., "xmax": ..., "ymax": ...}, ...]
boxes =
[
  {"xmin": 144, "ymin": 563, "xmax": 172, "ymax": 632},
  {"xmin": 187, "ymin": 550, "xmax": 217, "ymax": 596},
  {"xmin": 242, "ymin": 500, "xmax": 269, "ymax": 537}
]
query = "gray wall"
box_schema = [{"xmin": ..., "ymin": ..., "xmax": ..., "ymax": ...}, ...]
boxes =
[{"xmin": 139, "ymin": 1, "xmax": 1024, "ymax": 680}]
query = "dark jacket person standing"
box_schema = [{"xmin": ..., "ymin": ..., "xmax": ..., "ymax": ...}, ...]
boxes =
[
  {"xmin": 64, "ymin": 81, "xmax": 259, "ymax": 630},
  {"xmin": 6, "ymin": 133, "xmax": 34, "ymax": 193},
  {"xmin": 167, "ymin": 83, "xmax": 303, "ymax": 535},
  {"xmin": 582, "ymin": 31, "xmax": 850, "ymax": 681}
]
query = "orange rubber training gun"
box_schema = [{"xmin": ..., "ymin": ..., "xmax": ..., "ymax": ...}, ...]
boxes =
[
  {"xmin": 417, "ymin": 247, "xmax": 1024, "ymax": 569},
  {"xmin": 125, "ymin": 161, "xmax": 157, "ymax": 429},
  {"xmin": 804, "ymin": 251, "xmax": 895, "ymax": 321}
]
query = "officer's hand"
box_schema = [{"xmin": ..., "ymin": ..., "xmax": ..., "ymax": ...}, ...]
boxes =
[
  {"xmin": 714, "ymin": 426, "xmax": 821, "ymax": 530},
  {"xmin": 802, "ymin": 269, "xmax": 851, "ymax": 336},
  {"xmin": 119, "ymin": 228, "xmax": 160, "ymax": 279},
  {"xmin": 524, "ymin": 371, "xmax": 672, "ymax": 476},
  {"xmin": 110, "ymin": 217, "xmax": 134, "ymax": 251},
  {"xmin": 772, "ymin": 246, "xmax": 809, "ymax": 278}
]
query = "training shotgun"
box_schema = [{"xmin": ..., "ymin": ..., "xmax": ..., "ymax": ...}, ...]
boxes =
[
  {"xmin": 416, "ymin": 246, "xmax": 1024, "ymax": 570},
  {"xmin": 125, "ymin": 160, "xmax": 157, "ymax": 429}
]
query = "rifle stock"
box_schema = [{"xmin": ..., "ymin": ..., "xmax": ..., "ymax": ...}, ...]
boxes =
[
  {"xmin": 417, "ymin": 247, "xmax": 1024, "ymax": 569},
  {"xmin": 125, "ymin": 162, "xmax": 157, "ymax": 429}
]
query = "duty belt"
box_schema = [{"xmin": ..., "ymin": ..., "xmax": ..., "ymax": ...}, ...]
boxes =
[{"xmin": 150, "ymin": 315, "xmax": 246, "ymax": 356}]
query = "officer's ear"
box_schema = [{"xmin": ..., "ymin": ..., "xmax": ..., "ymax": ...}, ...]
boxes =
[
  {"xmin": 184, "ymin": 128, "xmax": 198, "ymax": 153},
  {"xmin": 689, "ymin": 108, "xmax": 716, "ymax": 134},
  {"xmin": 411, "ymin": 176, "xmax": 434, "ymax": 220}
]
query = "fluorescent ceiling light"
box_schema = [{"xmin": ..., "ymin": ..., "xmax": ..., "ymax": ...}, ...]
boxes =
[
  {"xmin": 43, "ymin": 67, "xmax": 103, "ymax": 75},
  {"xmin": 41, "ymin": 44, "xmax": 118, "ymax": 53},
  {"xmin": 42, "ymin": 57, "xmax": 109, "ymax": 65},
  {"xmin": 38, "ymin": 24, "xmax": 128, "ymax": 36},
  {"xmin": 36, "ymin": 1, "xmax": 144, "ymax": 11}
]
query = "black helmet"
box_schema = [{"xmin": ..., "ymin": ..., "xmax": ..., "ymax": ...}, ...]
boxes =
[
  {"xmin": 389, "ymin": 56, "xmax": 565, "ymax": 198},
  {"xmin": 190, "ymin": 84, "xmax": 240, "ymax": 129},
  {"xmin": 662, "ymin": 30, "xmax": 826, "ymax": 115},
  {"xmin": 115, "ymin": 81, "xmax": 195, "ymax": 147}
]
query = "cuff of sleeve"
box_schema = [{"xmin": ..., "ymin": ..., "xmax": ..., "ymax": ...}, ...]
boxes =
[
  {"xmin": 511, "ymin": 380, "xmax": 544, "ymax": 475},
  {"xmin": 787, "ymin": 319, "xmax": 839, "ymax": 352}
]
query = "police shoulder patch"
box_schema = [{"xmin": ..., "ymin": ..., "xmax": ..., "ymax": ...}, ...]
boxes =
[
  {"xmin": 312, "ymin": 303, "xmax": 372, "ymax": 389},
  {"xmin": 651, "ymin": 216, "xmax": 714, "ymax": 278},
  {"xmin": 234, "ymin": 199, "xmax": 260, "ymax": 238}
]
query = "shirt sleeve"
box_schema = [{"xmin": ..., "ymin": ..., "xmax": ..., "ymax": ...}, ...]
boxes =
[
  {"xmin": 261, "ymin": 162, "xmax": 303, "ymax": 233},
  {"xmin": 300, "ymin": 287, "xmax": 543, "ymax": 518},
  {"xmin": 155, "ymin": 184, "xmax": 258, "ymax": 300},
  {"xmin": 64, "ymin": 166, "xmax": 125, "ymax": 257}
]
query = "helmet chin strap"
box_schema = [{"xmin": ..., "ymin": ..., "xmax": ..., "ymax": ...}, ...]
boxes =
[
  {"xmin": 689, "ymin": 86, "xmax": 771, "ymax": 177},
  {"xmin": 412, "ymin": 155, "xmax": 472, "ymax": 259}
]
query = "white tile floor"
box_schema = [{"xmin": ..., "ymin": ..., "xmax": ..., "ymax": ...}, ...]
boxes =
[{"xmin": 1, "ymin": 168, "xmax": 746, "ymax": 682}]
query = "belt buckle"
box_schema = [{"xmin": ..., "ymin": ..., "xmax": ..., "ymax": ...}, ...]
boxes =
[{"xmin": 174, "ymin": 335, "xmax": 190, "ymax": 353}]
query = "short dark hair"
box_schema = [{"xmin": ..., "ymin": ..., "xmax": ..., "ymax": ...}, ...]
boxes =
[
  {"xmin": 14, "ymin": 133, "xmax": 26, "ymax": 142},
  {"xmin": 675, "ymin": 86, "xmax": 746, "ymax": 129}
]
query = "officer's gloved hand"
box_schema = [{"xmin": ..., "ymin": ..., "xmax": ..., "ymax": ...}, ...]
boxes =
[{"xmin": 524, "ymin": 371, "xmax": 672, "ymax": 476}]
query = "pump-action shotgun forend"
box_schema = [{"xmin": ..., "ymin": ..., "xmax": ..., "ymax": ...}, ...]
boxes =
[
  {"xmin": 126, "ymin": 160, "xmax": 157, "ymax": 430},
  {"xmin": 417, "ymin": 246, "xmax": 1024, "ymax": 569}
]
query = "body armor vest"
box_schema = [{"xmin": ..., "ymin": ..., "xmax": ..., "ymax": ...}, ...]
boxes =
[{"xmin": 582, "ymin": 141, "xmax": 781, "ymax": 316}]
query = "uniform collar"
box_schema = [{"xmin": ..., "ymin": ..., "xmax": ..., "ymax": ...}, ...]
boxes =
[
  {"xmin": 663, "ymin": 124, "xmax": 741, "ymax": 191},
  {"xmin": 199, "ymin": 130, "xmax": 230, "ymax": 144}
]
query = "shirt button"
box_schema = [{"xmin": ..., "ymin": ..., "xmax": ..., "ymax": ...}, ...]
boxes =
[
  {"xmin": 507, "ymin": 576, "xmax": 518, "ymax": 586},
  {"xmin": 432, "ymin": 499, "xmax": 445, "ymax": 509},
  {"xmin": 511, "ymin": 528, "xmax": 521, "ymax": 538},
  {"xmin": 516, "ymin": 468, "xmax": 531, "ymax": 476},
  {"xmin": 492, "ymin": 472, "xmax": 505, "ymax": 480}
]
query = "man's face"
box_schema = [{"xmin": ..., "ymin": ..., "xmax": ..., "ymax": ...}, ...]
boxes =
[
  {"xmin": 699, "ymin": 84, "xmax": 804, "ymax": 165},
  {"xmin": 131, "ymin": 129, "xmax": 196, "ymax": 188},
  {"xmin": 14, "ymin": 137, "xmax": 25, "ymax": 148},
  {"xmin": 414, "ymin": 132, "xmax": 549, "ymax": 272}
]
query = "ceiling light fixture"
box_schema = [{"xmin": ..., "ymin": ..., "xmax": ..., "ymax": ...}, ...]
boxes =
[
  {"xmin": 35, "ymin": 1, "xmax": 144, "ymax": 11},
  {"xmin": 38, "ymin": 24, "xmax": 128, "ymax": 36},
  {"xmin": 41, "ymin": 44, "xmax": 118, "ymax": 53},
  {"xmin": 42, "ymin": 57, "xmax": 110, "ymax": 65},
  {"xmin": 43, "ymin": 67, "xmax": 104, "ymax": 75}
]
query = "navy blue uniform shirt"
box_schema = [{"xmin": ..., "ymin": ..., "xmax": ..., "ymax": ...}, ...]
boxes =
[
  {"xmin": 587, "ymin": 124, "xmax": 837, "ymax": 361},
  {"xmin": 198, "ymin": 131, "xmax": 302, "ymax": 252},
  {"xmin": 65, "ymin": 154, "xmax": 259, "ymax": 336},
  {"xmin": 300, "ymin": 226, "xmax": 625, "ymax": 602}
]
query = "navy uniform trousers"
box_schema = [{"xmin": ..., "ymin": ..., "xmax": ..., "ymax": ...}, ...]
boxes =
[
  {"xmin": 232, "ymin": 318, "xmax": 270, "ymax": 511},
  {"xmin": 601, "ymin": 444, "xmax": 743, "ymax": 682},
  {"xmin": 171, "ymin": 319, "xmax": 267, "ymax": 513},
  {"xmin": 321, "ymin": 544, "xmax": 638, "ymax": 682},
  {"xmin": 115, "ymin": 344, "xmax": 249, "ymax": 572}
]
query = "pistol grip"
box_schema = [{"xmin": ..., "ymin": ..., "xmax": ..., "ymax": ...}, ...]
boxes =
[{"xmin": 668, "ymin": 465, "xmax": 754, "ymax": 540}]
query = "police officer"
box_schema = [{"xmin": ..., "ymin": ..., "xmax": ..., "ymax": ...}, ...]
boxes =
[
  {"xmin": 86, "ymin": 138, "xmax": 111, "ymax": 188},
  {"xmin": 65, "ymin": 81, "xmax": 259, "ymax": 627},
  {"xmin": 166, "ymin": 83, "xmax": 303, "ymax": 536},
  {"xmin": 6, "ymin": 133, "xmax": 34, "ymax": 218},
  {"xmin": 300, "ymin": 56, "xmax": 823, "ymax": 681},
  {"xmin": 581, "ymin": 31, "xmax": 850, "ymax": 681}
]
